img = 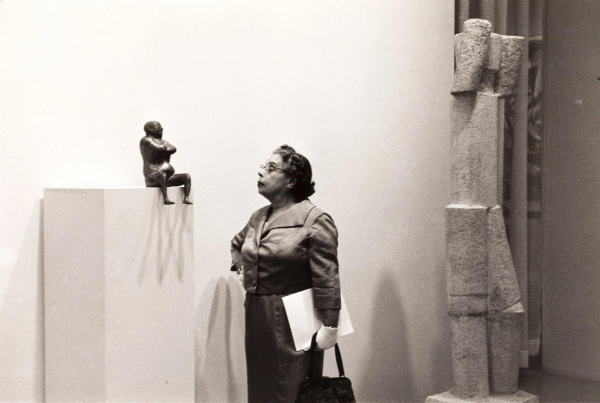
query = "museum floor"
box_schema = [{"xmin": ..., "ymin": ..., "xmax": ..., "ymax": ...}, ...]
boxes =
[{"xmin": 519, "ymin": 356, "xmax": 600, "ymax": 402}]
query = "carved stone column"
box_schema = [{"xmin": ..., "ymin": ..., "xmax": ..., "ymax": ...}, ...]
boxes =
[{"xmin": 426, "ymin": 19, "xmax": 538, "ymax": 403}]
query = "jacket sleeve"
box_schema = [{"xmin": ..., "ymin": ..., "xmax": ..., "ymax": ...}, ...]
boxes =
[
  {"xmin": 309, "ymin": 213, "xmax": 341, "ymax": 310},
  {"xmin": 230, "ymin": 214, "xmax": 254, "ymax": 271}
]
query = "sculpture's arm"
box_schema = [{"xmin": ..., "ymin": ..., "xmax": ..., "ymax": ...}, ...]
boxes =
[
  {"xmin": 141, "ymin": 137, "xmax": 168, "ymax": 152},
  {"xmin": 452, "ymin": 19, "xmax": 492, "ymax": 95},
  {"xmin": 164, "ymin": 141, "xmax": 177, "ymax": 155}
]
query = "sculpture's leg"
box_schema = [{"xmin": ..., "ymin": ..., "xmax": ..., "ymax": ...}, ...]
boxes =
[
  {"xmin": 488, "ymin": 302, "xmax": 524, "ymax": 394},
  {"xmin": 450, "ymin": 315, "xmax": 489, "ymax": 399},
  {"xmin": 168, "ymin": 173, "xmax": 193, "ymax": 204},
  {"xmin": 446, "ymin": 205, "xmax": 490, "ymax": 399},
  {"xmin": 146, "ymin": 172, "xmax": 175, "ymax": 205},
  {"xmin": 487, "ymin": 205, "xmax": 523, "ymax": 394}
]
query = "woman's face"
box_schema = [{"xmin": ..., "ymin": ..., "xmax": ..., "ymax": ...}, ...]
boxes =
[{"xmin": 257, "ymin": 153, "xmax": 292, "ymax": 200}]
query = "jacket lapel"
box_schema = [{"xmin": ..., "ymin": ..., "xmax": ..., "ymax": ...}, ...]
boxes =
[
  {"xmin": 254, "ymin": 207, "xmax": 269, "ymax": 245},
  {"xmin": 261, "ymin": 199, "xmax": 315, "ymax": 236}
]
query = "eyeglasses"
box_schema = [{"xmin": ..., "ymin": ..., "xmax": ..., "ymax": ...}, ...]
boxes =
[{"xmin": 259, "ymin": 164, "xmax": 286, "ymax": 174}]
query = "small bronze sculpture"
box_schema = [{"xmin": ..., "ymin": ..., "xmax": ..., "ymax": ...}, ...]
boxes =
[{"xmin": 140, "ymin": 121, "xmax": 192, "ymax": 205}]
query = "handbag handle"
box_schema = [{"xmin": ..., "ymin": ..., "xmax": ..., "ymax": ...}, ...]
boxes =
[{"xmin": 307, "ymin": 332, "xmax": 346, "ymax": 379}]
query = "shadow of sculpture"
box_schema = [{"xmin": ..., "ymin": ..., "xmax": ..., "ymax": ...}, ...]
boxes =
[
  {"xmin": 158, "ymin": 201, "xmax": 183, "ymax": 283},
  {"xmin": 137, "ymin": 192, "xmax": 189, "ymax": 285},
  {"xmin": 138, "ymin": 193, "xmax": 158, "ymax": 285},
  {"xmin": 195, "ymin": 276, "xmax": 246, "ymax": 403},
  {"xmin": 357, "ymin": 269, "xmax": 415, "ymax": 402}
]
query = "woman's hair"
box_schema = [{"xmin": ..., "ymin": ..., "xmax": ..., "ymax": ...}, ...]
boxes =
[{"xmin": 273, "ymin": 144, "xmax": 315, "ymax": 200}]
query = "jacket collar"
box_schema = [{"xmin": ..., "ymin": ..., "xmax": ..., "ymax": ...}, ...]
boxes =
[{"xmin": 258, "ymin": 199, "xmax": 315, "ymax": 235}]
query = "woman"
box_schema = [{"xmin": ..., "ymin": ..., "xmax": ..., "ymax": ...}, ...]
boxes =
[{"xmin": 230, "ymin": 145, "xmax": 341, "ymax": 403}]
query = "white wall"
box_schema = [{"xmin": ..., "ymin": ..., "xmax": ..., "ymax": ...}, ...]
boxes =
[
  {"xmin": 0, "ymin": 1, "xmax": 454, "ymax": 401},
  {"xmin": 543, "ymin": 0, "xmax": 600, "ymax": 382}
]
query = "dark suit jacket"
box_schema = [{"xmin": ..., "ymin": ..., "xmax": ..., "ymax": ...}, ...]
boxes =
[{"xmin": 231, "ymin": 199, "xmax": 341, "ymax": 310}]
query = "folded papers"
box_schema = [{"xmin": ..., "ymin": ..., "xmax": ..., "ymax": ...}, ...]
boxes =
[{"xmin": 282, "ymin": 288, "xmax": 354, "ymax": 351}]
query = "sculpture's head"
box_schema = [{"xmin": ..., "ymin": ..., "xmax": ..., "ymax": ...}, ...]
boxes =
[
  {"xmin": 257, "ymin": 145, "xmax": 315, "ymax": 202},
  {"xmin": 144, "ymin": 121, "xmax": 163, "ymax": 139},
  {"xmin": 452, "ymin": 19, "xmax": 524, "ymax": 98}
]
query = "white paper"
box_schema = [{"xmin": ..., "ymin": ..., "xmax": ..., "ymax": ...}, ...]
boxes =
[{"xmin": 282, "ymin": 288, "xmax": 354, "ymax": 351}]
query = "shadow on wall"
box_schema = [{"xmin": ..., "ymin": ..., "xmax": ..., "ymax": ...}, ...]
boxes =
[
  {"xmin": 357, "ymin": 269, "xmax": 416, "ymax": 401},
  {"xmin": 0, "ymin": 200, "xmax": 45, "ymax": 402},
  {"xmin": 195, "ymin": 276, "xmax": 246, "ymax": 403},
  {"xmin": 136, "ymin": 192, "xmax": 189, "ymax": 285},
  {"xmin": 356, "ymin": 264, "xmax": 452, "ymax": 402}
]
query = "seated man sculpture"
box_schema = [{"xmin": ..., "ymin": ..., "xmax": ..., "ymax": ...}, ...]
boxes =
[{"xmin": 140, "ymin": 121, "xmax": 192, "ymax": 205}]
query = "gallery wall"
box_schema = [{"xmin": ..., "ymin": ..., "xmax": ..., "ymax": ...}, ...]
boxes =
[
  {"xmin": 543, "ymin": 0, "xmax": 600, "ymax": 382},
  {"xmin": 0, "ymin": 1, "xmax": 454, "ymax": 401}
]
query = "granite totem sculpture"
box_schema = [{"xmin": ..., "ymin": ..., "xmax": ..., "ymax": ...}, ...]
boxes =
[
  {"xmin": 140, "ymin": 121, "xmax": 192, "ymax": 205},
  {"xmin": 426, "ymin": 20, "xmax": 537, "ymax": 403}
]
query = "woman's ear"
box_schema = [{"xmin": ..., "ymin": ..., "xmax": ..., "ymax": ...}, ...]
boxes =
[{"xmin": 287, "ymin": 177, "xmax": 297, "ymax": 189}]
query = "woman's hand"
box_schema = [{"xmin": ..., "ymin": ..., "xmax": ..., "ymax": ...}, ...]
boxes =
[
  {"xmin": 235, "ymin": 263, "xmax": 244, "ymax": 282},
  {"xmin": 315, "ymin": 324, "xmax": 339, "ymax": 351},
  {"xmin": 314, "ymin": 308, "xmax": 340, "ymax": 350}
]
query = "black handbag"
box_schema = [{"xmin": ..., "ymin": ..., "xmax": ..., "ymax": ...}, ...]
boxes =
[{"xmin": 296, "ymin": 333, "xmax": 356, "ymax": 403}]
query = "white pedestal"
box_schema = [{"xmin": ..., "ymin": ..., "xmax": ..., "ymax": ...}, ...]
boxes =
[{"xmin": 44, "ymin": 187, "xmax": 195, "ymax": 402}]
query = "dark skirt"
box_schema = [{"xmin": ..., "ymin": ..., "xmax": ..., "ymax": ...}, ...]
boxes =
[{"xmin": 245, "ymin": 293, "xmax": 323, "ymax": 403}]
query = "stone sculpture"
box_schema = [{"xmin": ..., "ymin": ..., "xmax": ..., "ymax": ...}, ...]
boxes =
[
  {"xmin": 426, "ymin": 20, "xmax": 537, "ymax": 403},
  {"xmin": 140, "ymin": 121, "xmax": 192, "ymax": 205}
]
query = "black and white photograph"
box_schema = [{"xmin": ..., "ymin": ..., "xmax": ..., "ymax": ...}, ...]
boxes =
[{"xmin": 1, "ymin": 1, "xmax": 599, "ymax": 402}]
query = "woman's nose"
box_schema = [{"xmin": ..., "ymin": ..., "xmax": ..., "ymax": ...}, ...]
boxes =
[{"xmin": 258, "ymin": 170, "xmax": 264, "ymax": 178}]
